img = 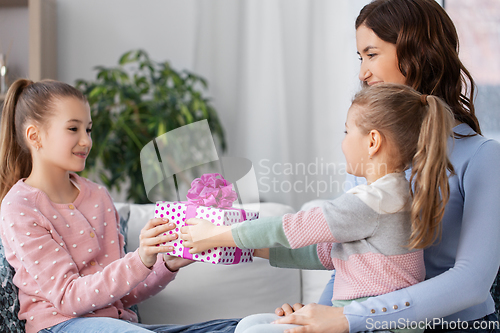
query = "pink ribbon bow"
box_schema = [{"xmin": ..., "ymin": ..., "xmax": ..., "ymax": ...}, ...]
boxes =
[{"xmin": 186, "ymin": 173, "xmax": 237, "ymax": 208}]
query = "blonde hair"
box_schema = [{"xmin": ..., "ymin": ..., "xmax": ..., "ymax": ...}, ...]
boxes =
[
  {"xmin": 352, "ymin": 83, "xmax": 455, "ymax": 249},
  {"xmin": 0, "ymin": 79, "xmax": 87, "ymax": 202}
]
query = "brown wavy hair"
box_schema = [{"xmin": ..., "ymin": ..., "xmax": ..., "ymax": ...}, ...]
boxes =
[
  {"xmin": 356, "ymin": 0, "xmax": 481, "ymax": 134},
  {"xmin": 0, "ymin": 79, "xmax": 87, "ymax": 202},
  {"xmin": 352, "ymin": 84, "xmax": 455, "ymax": 249}
]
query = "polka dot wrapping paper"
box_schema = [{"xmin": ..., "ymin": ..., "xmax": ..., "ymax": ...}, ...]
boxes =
[{"xmin": 155, "ymin": 201, "xmax": 258, "ymax": 264}]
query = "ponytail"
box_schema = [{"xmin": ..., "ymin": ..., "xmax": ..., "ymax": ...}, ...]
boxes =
[
  {"xmin": 409, "ymin": 95, "xmax": 454, "ymax": 249},
  {"xmin": 0, "ymin": 79, "xmax": 87, "ymax": 203},
  {"xmin": 0, "ymin": 79, "xmax": 34, "ymax": 202},
  {"xmin": 352, "ymin": 83, "xmax": 454, "ymax": 250}
]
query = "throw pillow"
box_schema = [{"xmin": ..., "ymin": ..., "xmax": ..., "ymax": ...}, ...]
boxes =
[{"xmin": 0, "ymin": 239, "xmax": 26, "ymax": 333}]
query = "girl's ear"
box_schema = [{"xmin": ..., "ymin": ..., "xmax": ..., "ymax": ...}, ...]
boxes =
[
  {"xmin": 367, "ymin": 129, "xmax": 382, "ymax": 158},
  {"xmin": 26, "ymin": 124, "xmax": 41, "ymax": 151}
]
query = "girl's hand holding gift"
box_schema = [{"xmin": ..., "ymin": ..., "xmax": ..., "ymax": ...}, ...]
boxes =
[
  {"xmin": 163, "ymin": 254, "xmax": 194, "ymax": 272},
  {"xmin": 139, "ymin": 218, "xmax": 179, "ymax": 268},
  {"xmin": 180, "ymin": 218, "xmax": 236, "ymax": 254}
]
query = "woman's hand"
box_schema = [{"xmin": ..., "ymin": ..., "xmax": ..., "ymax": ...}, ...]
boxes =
[
  {"xmin": 138, "ymin": 218, "xmax": 178, "ymax": 268},
  {"xmin": 275, "ymin": 303, "xmax": 304, "ymax": 316},
  {"xmin": 180, "ymin": 218, "xmax": 235, "ymax": 253},
  {"xmin": 163, "ymin": 254, "xmax": 194, "ymax": 272},
  {"xmin": 273, "ymin": 304, "xmax": 348, "ymax": 333}
]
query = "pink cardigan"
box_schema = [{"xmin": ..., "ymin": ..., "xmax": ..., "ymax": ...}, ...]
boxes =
[{"xmin": 0, "ymin": 174, "xmax": 177, "ymax": 333}]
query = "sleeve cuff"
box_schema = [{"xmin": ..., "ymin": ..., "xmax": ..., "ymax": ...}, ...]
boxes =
[{"xmin": 231, "ymin": 216, "xmax": 289, "ymax": 249}]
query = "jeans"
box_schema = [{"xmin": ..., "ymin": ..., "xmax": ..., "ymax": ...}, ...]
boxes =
[
  {"xmin": 317, "ymin": 271, "xmax": 335, "ymax": 306},
  {"xmin": 39, "ymin": 317, "xmax": 239, "ymax": 333}
]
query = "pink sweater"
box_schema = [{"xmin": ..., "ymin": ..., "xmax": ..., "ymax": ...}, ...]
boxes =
[{"xmin": 0, "ymin": 174, "xmax": 177, "ymax": 333}]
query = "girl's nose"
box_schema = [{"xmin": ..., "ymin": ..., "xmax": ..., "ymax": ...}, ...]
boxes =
[{"xmin": 80, "ymin": 133, "xmax": 92, "ymax": 147}]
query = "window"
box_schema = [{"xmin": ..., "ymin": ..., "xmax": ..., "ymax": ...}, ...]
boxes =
[{"xmin": 445, "ymin": 0, "xmax": 500, "ymax": 141}]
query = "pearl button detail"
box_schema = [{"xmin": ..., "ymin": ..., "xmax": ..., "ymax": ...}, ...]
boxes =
[
  {"xmin": 20, "ymin": 212, "xmax": 25, "ymax": 216},
  {"xmin": 53, "ymin": 215, "xmax": 57, "ymax": 219}
]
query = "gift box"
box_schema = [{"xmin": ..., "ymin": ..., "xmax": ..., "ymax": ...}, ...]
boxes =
[{"xmin": 155, "ymin": 173, "xmax": 259, "ymax": 265}]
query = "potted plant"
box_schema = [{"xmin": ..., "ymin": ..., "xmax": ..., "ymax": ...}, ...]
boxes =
[{"xmin": 76, "ymin": 49, "xmax": 226, "ymax": 204}]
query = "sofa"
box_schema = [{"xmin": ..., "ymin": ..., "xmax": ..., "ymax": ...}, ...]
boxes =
[{"xmin": 115, "ymin": 201, "xmax": 333, "ymax": 325}]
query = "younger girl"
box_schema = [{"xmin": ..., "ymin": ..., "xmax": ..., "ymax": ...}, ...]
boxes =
[
  {"xmin": 181, "ymin": 83, "xmax": 455, "ymax": 333},
  {"xmin": 0, "ymin": 79, "xmax": 238, "ymax": 333}
]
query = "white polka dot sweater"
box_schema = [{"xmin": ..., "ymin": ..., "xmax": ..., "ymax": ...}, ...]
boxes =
[{"xmin": 0, "ymin": 174, "xmax": 177, "ymax": 333}]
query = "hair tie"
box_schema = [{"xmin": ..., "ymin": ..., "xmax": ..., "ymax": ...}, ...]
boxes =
[{"xmin": 420, "ymin": 94, "xmax": 428, "ymax": 106}]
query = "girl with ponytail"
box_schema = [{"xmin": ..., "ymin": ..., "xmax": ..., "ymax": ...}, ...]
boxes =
[
  {"xmin": 180, "ymin": 83, "xmax": 455, "ymax": 333},
  {"xmin": 0, "ymin": 79, "xmax": 240, "ymax": 333}
]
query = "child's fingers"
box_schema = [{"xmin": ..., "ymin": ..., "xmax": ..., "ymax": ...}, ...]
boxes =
[
  {"xmin": 140, "ymin": 231, "xmax": 178, "ymax": 248},
  {"xmin": 185, "ymin": 218, "xmax": 200, "ymax": 225},
  {"xmin": 141, "ymin": 219, "xmax": 175, "ymax": 239},
  {"xmin": 179, "ymin": 227, "xmax": 192, "ymax": 240}
]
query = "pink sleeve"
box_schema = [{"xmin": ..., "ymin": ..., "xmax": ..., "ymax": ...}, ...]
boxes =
[
  {"xmin": 317, "ymin": 242, "xmax": 335, "ymax": 269},
  {"xmin": 283, "ymin": 207, "xmax": 338, "ymax": 248},
  {"xmin": 121, "ymin": 253, "xmax": 177, "ymax": 306},
  {"xmin": 108, "ymin": 196, "xmax": 177, "ymax": 306}
]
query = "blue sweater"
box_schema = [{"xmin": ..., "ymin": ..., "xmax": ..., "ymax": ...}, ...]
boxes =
[{"xmin": 270, "ymin": 124, "xmax": 500, "ymax": 331}]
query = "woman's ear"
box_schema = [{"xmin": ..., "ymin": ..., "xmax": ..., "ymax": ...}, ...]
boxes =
[
  {"xmin": 367, "ymin": 129, "xmax": 383, "ymax": 158},
  {"xmin": 26, "ymin": 124, "xmax": 41, "ymax": 151}
]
